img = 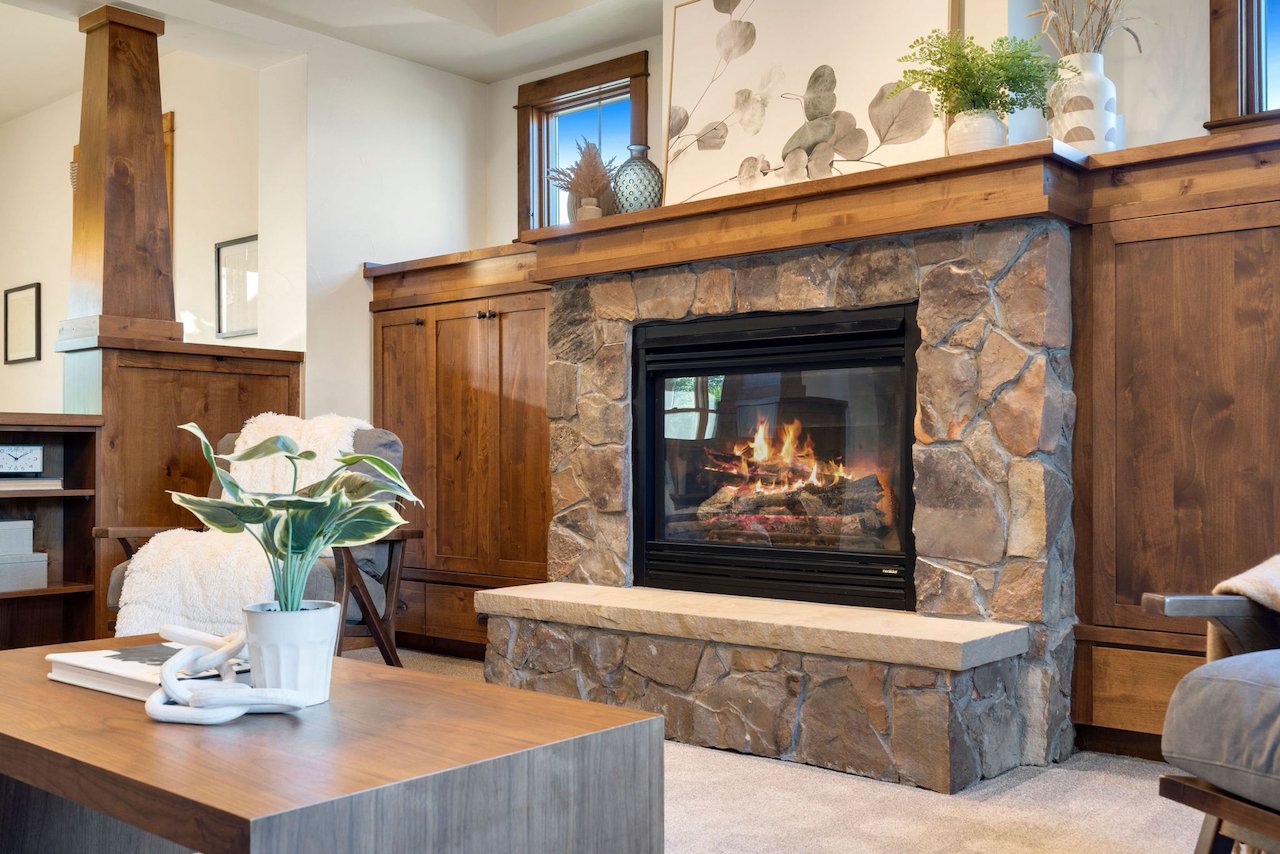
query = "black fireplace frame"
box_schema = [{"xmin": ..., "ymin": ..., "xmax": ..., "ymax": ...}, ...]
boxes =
[{"xmin": 631, "ymin": 304, "xmax": 919, "ymax": 610}]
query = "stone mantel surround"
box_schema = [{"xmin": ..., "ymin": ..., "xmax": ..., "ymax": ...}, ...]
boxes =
[{"xmin": 469, "ymin": 128, "xmax": 1280, "ymax": 793}]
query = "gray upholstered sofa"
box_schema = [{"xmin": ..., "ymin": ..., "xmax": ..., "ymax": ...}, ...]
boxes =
[{"xmin": 1144, "ymin": 593, "xmax": 1280, "ymax": 850}]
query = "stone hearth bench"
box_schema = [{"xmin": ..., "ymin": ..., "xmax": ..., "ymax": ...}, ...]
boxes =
[{"xmin": 476, "ymin": 583, "xmax": 1032, "ymax": 794}]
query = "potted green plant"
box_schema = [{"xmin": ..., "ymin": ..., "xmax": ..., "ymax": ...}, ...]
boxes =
[
  {"xmin": 892, "ymin": 30, "xmax": 1065, "ymax": 155},
  {"xmin": 169, "ymin": 423, "xmax": 418, "ymax": 705},
  {"xmin": 1029, "ymin": 0, "xmax": 1141, "ymax": 153}
]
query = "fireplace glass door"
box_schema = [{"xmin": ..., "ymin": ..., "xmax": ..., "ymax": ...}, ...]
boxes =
[
  {"xmin": 633, "ymin": 306, "xmax": 917, "ymax": 609},
  {"xmin": 661, "ymin": 365, "xmax": 904, "ymax": 554}
]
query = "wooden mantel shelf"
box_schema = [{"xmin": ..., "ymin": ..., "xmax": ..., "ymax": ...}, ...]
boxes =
[
  {"xmin": 508, "ymin": 125, "xmax": 1280, "ymax": 283},
  {"xmin": 518, "ymin": 139, "xmax": 1089, "ymax": 283}
]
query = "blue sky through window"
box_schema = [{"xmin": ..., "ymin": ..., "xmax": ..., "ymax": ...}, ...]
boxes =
[
  {"xmin": 1268, "ymin": 0, "xmax": 1280, "ymax": 110},
  {"xmin": 550, "ymin": 96, "xmax": 630, "ymax": 224}
]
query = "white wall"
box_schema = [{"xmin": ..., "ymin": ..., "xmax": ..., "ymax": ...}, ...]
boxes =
[
  {"xmin": 1101, "ymin": 0, "xmax": 1208, "ymax": 148},
  {"xmin": 255, "ymin": 55, "xmax": 308, "ymax": 354},
  {"xmin": 166, "ymin": 52, "xmax": 260, "ymax": 344},
  {"xmin": 304, "ymin": 41, "xmax": 490, "ymax": 419},
  {"xmin": 0, "ymin": 49, "xmax": 260, "ymax": 413},
  {"xmin": 484, "ymin": 35, "xmax": 665, "ymax": 246},
  {"xmin": 0, "ymin": 92, "xmax": 78, "ymax": 413}
]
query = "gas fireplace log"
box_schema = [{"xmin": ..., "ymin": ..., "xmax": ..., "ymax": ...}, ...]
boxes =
[{"xmin": 695, "ymin": 473, "xmax": 890, "ymax": 532}]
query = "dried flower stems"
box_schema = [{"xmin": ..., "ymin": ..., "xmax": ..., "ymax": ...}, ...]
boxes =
[
  {"xmin": 1028, "ymin": 0, "xmax": 1142, "ymax": 56},
  {"xmin": 547, "ymin": 138, "xmax": 617, "ymax": 198}
]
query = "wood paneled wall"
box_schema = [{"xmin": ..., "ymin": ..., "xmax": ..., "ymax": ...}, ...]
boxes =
[{"xmin": 64, "ymin": 342, "xmax": 302, "ymax": 637}]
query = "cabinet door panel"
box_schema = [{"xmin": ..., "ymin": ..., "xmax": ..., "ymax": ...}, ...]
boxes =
[
  {"xmin": 426, "ymin": 301, "xmax": 490, "ymax": 573},
  {"xmin": 374, "ymin": 309, "xmax": 429, "ymax": 568},
  {"xmin": 1109, "ymin": 224, "xmax": 1280, "ymax": 626},
  {"xmin": 489, "ymin": 292, "xmax": 551, "ymax": 579}
]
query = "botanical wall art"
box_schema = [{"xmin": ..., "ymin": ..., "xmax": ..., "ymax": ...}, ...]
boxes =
[{"xmin": 664, "ymin": 0, "xmax": 951, "ymax": 204}]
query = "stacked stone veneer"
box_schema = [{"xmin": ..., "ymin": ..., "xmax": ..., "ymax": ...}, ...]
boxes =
[
  {"xmin": 490, "ymin": 217, "xmax": 1077, "ymax": 785},
  {"xmin": 486, "ymin": 618, "xmax": 1023, "ymax": 793}
]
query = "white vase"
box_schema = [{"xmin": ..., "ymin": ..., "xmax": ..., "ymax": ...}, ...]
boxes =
[
  {"xmin": 947, "ymin": 110, "xmax": 1008, "ymax": 155},
  {"xmin": 577, "ymin": 196, "xmax": 603, "ymax": 220},
  {"xmin": 1048, "ymin": 52, "xmax": 1118, "ymax": 154},
  {"xmin": 243, "ymin": 600, "xmax": 341, "ymax": 706}
]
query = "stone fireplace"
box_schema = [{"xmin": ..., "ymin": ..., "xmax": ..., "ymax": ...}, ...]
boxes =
[
  {"xmin": 479, "ymin": 216, "xmax": 1076, "ymax": 793},
  {"xmin": 632, "ymin": 305, "xmax": 917, "ymax": 608}
]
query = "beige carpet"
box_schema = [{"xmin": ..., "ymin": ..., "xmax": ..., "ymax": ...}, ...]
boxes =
[{"xmin": 352, "ymin": 647, "xmax": 1202, "ymax": 853}]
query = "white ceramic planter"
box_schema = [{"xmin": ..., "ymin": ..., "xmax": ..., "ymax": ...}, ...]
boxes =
[
  {"xmin": 947, "ymin": 110, "xmax": 1008, "ymax": 155},
  {"xmin": 1047, "ymin": 52, "xmax": 1118, "ymax": 154},
  {"xmin": 243, "ymin": 600, "xmax": 341, "ymax": 706}
]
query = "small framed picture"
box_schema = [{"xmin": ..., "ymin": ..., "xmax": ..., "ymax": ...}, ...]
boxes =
[
  {"xmin": 3, "ymin": 282, "xmax": 40, "ymax": 364},
  {"xmin": 215, "ymin": 235, "xmax": 259, "ymax": 339}
]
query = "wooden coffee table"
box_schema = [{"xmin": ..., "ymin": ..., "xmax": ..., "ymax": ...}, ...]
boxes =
[{"xmin": 0, "ymin": 636, "xmax": 663, "ymax": 853}]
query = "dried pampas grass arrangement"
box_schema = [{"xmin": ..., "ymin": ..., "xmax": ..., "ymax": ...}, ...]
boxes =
[
  {"xmin": 547, "ymin": 139, "xmax": 617, "ymax": 199},
  {"xmin": 1028, "ymin": 0, "xmax": 1142, "ymax": 56}
]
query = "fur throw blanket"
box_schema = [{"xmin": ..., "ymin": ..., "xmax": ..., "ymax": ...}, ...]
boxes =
[
  {"xmin": 114, "ymin": 413, "xmax": 371, "ymax": 637},
  {"xmin": 1214, "ymin": 554, "xmax": 1280, "ymax": 613}
]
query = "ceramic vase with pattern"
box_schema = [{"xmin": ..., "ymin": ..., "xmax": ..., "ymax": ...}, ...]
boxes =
[
  {"xmin": 612, "ymin": 144, "xmax": 664, "ymax": 212},
  {"xmin": 1047, "ymin": 52, "xmax": 1118, "ymax": 154},
  {"xmin": 946, "ymin": 109, "xmax": 1008, "ymax": 155}
]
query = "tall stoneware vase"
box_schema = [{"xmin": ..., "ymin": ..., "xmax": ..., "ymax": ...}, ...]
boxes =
[
  {"xmin": 243, "ymin": 599, "xmax": 341, "ymax": 706},
  {"xmin": 946, "ymin": 109, "xmax": 1007, "ymax": 155},
  {"xmin": 1047, "ymin": 52, "xmax": 1118, "ymax": 154}
]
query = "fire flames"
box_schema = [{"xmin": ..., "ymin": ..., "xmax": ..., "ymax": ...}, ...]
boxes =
[{"xmin": 705, "ymin": 415, "xmax": 884, "ymax": 496}]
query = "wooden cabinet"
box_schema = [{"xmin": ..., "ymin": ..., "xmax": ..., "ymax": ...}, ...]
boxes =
[
  {"xmin": 1073, "ymin": 194, "xmax": 1280, "ymax": 752},
  {"xmin": 370, "ymin": 246, "xmax": 549, "ymax": 649},
  {"xmin": 0, "ymin": 415, "xmax": 101, "ymax": 649}
]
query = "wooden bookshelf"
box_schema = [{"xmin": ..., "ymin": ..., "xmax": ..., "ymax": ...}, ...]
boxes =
[{"xmin": 0, "ymin": 415, "xmax": 101, "ymax": 649}]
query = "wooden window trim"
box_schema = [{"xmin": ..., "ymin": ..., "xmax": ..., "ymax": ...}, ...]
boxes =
[
  {"xmin": 1207, "ymin": 0, "xmax": 1280, "ymax": 131},
  {"xmin": 515, "ymin": 51, "xmax": 649, "ymax": 234}
]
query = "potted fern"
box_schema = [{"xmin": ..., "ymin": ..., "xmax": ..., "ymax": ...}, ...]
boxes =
[
  {"xmin": 892, "ymin": 30, "xmax": 1065, "ymax": 155},
  {"xmin": 170, "ymin": 423, "xmax": 418, "ymax": 705}
]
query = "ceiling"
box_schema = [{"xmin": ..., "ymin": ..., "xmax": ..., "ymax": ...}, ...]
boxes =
[
  {"xmin": 0, "ymin": 4, "xmax": 88, "ymax": 124},
  {"xmin": 205, "ymin": 0, "xmax": 663, "ymax": 82},
  {"xmin": 0, "ymin": 0, "xmax": 662, "ymax": 126}
]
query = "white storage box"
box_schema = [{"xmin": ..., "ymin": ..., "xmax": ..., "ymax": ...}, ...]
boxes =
[
  {"xmin": 0, "ymin": 551, "xmax": 47, "ymax": 592},
  {"xmin": 0, "ymin": 520, "xmax": 34, "ymax": 556}
]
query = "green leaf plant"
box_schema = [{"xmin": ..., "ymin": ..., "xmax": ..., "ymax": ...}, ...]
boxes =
[
  {"xmin": 169, "ymin": 423, "xmax": 421, "ymax": 612},
  {"xmin": 890, "ymin": 30, "xmax": 1068, "ymax": 119}
]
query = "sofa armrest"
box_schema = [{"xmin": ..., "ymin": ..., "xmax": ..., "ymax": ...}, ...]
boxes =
[{"xmin": 1142, "ymin": 593, "xmax": 1268, "ymax": 619}]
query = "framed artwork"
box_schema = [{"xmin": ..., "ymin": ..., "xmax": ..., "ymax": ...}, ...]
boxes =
[
  {"xmin": 215, "ymin": 235, "xmax": 258, "ymax": 339},
  {"xmin": 663, "ymin": 0, "xmax": 954, "ymax": 205},
  {"xmin": 3, "ymin": 282, "xmax": 40, "ymax": 365}
]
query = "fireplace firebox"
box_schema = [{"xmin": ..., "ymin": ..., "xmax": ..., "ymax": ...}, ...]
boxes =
[{"xmin": 632, "ymin": 305, "xmax": 918, "ymax": 609}]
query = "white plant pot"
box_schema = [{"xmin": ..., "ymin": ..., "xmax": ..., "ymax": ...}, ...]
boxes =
[
  {"xmin": 243, "ymin": 600, "xmax": 341, "ymax": 706},
  {"xmin": 947, "ymin": 110, "xmax": 1008, "ymax": 155},
  {"xmin": 577, "ymin": 196, "xmax": 603, "ymax": 220},
  {"xmin": 1048, "ymin": 52, "xmax": 1118, "ymax": 154}
]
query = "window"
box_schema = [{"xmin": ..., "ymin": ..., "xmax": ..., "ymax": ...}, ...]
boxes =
[
  {"xmin": 1268, "ymin": 0, "xmax": 1280, "ymax": 110},
  {"xmin": 1208, "ymin": 0, "xmax": 1280, "ymax": 129},
  {"xmin": 515, "ymin": 52, "xmax": 648, "ymax": 233}
]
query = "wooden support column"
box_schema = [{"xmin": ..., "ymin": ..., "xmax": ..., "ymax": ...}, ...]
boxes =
[{"xmin": 60, "ymin": 6, "xmax": 182, "ymax": 348}]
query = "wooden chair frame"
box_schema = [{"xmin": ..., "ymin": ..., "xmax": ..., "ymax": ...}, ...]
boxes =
[
  {"xmin": 1142, "ymin": 592, "xmax": 1280, "ymax": 853},
  {"xmin": 333, "ymin": 529, "xmax": 422, "ymax": 667}
]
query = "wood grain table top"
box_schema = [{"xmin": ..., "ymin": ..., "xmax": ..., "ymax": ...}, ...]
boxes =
[{"xmin": 0, "ymin": 635, "xmax": 656, "ymax": 844}]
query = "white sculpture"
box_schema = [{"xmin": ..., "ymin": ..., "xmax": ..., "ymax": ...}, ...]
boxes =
[{"xmin": 145, "ymin": 625, "xmax": 306, "ymax": 725}]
